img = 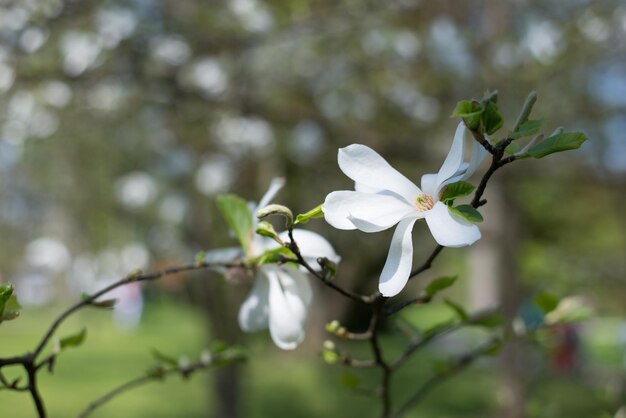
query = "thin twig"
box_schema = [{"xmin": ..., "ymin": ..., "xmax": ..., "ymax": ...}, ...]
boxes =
[
  {"xmin": 286, "ymin": 230, "xmax": 375, "ymax": 304},
  {"xmin": 368, "ymin": 300, "xmax": 392, "ymax": 418},
  {"xmin": 390, "ymin": 339, "xmax": 500, "ymax": 418},
  {"xmin": 76, "ymin": 354, "xmax": 245, "ymax": 418},
  {"xmin": 0, "ymin": 260, "xmax": 240, "ymax": 418},
  {"xmin": 32, "ymin": 261, "xmax": 239, "ymax": 358}
]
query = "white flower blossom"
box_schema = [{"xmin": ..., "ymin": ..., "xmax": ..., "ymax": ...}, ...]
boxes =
[
  {"xmin": 322, "ymin": 122, "xmax": 486, "ymax": 297},
  {"xmin": 206, "ymin": 178, "xmax": 340, "ymax": 350}
]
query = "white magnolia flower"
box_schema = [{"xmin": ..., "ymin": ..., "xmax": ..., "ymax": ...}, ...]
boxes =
[
  {"xmin": 323, "ymin": 122, "xmax": 486, "ymax": 297},
  {"xmin": 207, "ymin": 178, "xmax": 340, "ymax": 350}
]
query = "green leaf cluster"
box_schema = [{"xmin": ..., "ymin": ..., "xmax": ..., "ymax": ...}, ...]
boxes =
[{"xmin": 451, "ymin": 91, "xmax": 503, "ymax": 135}]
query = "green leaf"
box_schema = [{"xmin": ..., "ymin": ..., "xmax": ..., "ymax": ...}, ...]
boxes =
[
  {"xmin": 470, "ymin": 311, "xmax": 505, "ymax": 328},
  {"xmin": 151, "ymin": 348, "xmax": 178, "ymax": 366},
  {"xmin": 527, "ymin": 132, "xmax": 588, "ymax": 158},
  {"xmin": 449, "ymin": 205, "xmax": 483, "ymax": 223},
  {"xmin": 0, "ymin": 295, "xmax": 21, "ymax": 323},
  {"xmin": 545, "ymin": 297, "xmax": 593, "ymax": 325},
  {"xmin": 424, "ymin": 276, "xmax": 458, "ymax": 298},
  {"xmin": 0, "ymin": 284, "xmax": 12, "ymax": 307},
  {"xmin": 504, "ymin": 142, "xmax": 520, "ymax": 156},
  {"xmin": 255, "ymin": 221, "xmax": 278, "ymax": 239},
  {"xmin": 509, "ymin": 119, "xmax": 544, "ymax": 140},
  {"xmin": 440, "ymin": 182, "xmax": 475, "ymax": 205},
  {"xmin": 256, "ymin": 247, "xmax": 295, "ymax": 265},
  {"xmin": 60, "ymin": 328, "xmax": 87, "ymax": 350},
  {"xmin": 451, "ymin": 100, "xmax": 482, "ymax": 118},
  {"xmin": 294, "ymin": 204, "xmax": 324, "ymax": 226},
  {"xmin": 451, "ymin": 100, "xmax": 483, "ymax": 130},
  {"xmin": 217, "ymin": 194, "xmax": 253, "ymax": 253},
  {"xmin": 340, "ymin": 372, "xmax": 361, "ymax": 389},
  {"xmin": 481, "ymin": 339, "xmax": 504, "ymax": 356},
  {"xmin": 534, "ymin": 292, "xmax": 560, "ymax": 314},
  {"xmin": 80, "ymin": 293, "xmax": 117, "ymax": 309},
  {"xmin": 482, "ymin": 101, "xmax": 503, "ymax": 135},
  {"xmin": 444, "ymin": 299, "xmax": 468, "ymax": 321},
  {"xmin": 0, "ymin": 284, "xmax": 20, "ymax": 324}
]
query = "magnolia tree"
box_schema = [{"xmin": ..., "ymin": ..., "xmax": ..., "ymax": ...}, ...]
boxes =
[{"xmin": 0, "ymin": 91, "xmax": 589, "ymax": 418}]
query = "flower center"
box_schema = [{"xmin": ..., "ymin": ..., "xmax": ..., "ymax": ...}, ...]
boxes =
[{"xmin": 415, "ymin": 194, "xmax": 434, "ymax": 211}]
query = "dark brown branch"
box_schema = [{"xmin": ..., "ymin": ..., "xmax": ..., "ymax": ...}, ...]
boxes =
[
  {"xmin": 368, "ymin": 300, "xmax": 392, "ymax": 418},
  {"xmin": 286, "ymin": 230, "xmax": 376, "ymax": 304},
  {"xmin": 383, "ymin": 295, "xmax": 431, "ymax": 316},
  {"xmin": 409, "ymin": 245, "xmax": 444, "ymax": 280},
  {"xmin": 26, "ymin": 361, "xmax": 45, "ymax": 418}
]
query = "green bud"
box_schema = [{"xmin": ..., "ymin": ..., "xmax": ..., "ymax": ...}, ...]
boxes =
[
  {"xmin": 256, "ymin": 204, "xmax": 294, "ymax": 228},
  {"xmin": 256, "ymin": 221, "xmax": 279, "ymax": 239},
  {"xmin": 317, "ymin": 257, "xmax": 337, "ymax": 277},
  {"xmin": 325, "ymin": 320, "xmax": 341, "ymax": 334}
]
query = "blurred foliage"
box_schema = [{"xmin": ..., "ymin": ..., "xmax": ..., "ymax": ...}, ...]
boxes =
[{"xmin": 0, "ymin": 0, "xmax": 625, "ymax": 416}]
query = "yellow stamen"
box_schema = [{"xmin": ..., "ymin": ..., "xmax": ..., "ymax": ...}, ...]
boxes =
[{"xmin": 415, "ymin": 194, "xmax": 434, "ymax": 211}]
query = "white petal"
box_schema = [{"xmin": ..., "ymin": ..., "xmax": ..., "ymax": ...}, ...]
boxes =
[
  {"xmin": 279, "ymin": 229, "xmax": 341, "ymax": 265},
  {"xmin": 420, "ymin": 173, "xmax": 438, "ymax": 197},
  {"xmin": 435, "ymin": 122, "xmax": 466, "ymax": 189},
  {"xmin": 266, "ymin": 266, "xmax": 310, "ymax": 350},
  {"xmin": 203, "ymin": 247, "xmax": 243, "ymax": 273},
  {"xmin": 323, "ymin": 191, "xmax": 416, "ymax": 232},
  {"xmin": 460, "ymin": 137, "xmax": 488, "ymax": 181},
  {"xmin": 257, "ymin": 177, "xmax": 286, "ymax": 211},
  {"xmin": 338, "ymin": 144, "xmax": 421, "ymax": 202},
  {"xmin": 280, "ymin": 265, "xmax": 313, "ymax": 306},
  {"xmin": 354, "ymin": 182, "xmax": 383, "ymax": 194},
  {"xmin": 378, "ymin": 218, "xmax": 417, "ymax": 297},
  {"xmin": 238, "ymin": 271, "xmax": 270, "ymax": 332},
  {"xmin": 424, "ymin": 202, "xmax": 481, "ymax": 247}
]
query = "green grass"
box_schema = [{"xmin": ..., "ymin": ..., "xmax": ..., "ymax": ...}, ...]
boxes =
[{"xmin": 0, "ymin": 301, "xmax": 623, "ymax": 417}]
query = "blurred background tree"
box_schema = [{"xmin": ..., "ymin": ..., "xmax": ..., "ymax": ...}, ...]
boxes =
[{"xmin": 0, "ymin": 0, "xmax": 625, "ymax": 417}]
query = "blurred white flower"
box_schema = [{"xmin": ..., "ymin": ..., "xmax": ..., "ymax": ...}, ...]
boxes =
[
  {"xmin": 115, "ymin": 171, "xmax": 159, "ymax": 210},
  {"xmin": 231, "ymin": 0, "xmax": 273, "ymax": 32},
  {"xmin": 25, "ymin": 237, "xmax": 70, "ymax": 272},
  {"xmin": 39, "ymin": 81, "xmax": 72, "ymax": 108},
  {"xmin": 195, "ymin": 155, "xmax": 235, "ymax": 195},
  {"xmin": 523, "ymin": 21, "xmax": 563, "ymax": 64},
  {"xmin": 185, "ymin": 58, "xmax": 227, "ymax": 96},
  {"xmin": 60, "ymin": 31, "xmax": 102, "ymax": 76},
  {"xmin": 96, "ymin": 8, "xmax": 137, "ymax": 49},
  {"xmin": 19, "ymin": 27, "xmax": 48, "ymax": 53},
  {"xmin": 150, "ymin": 35, "xmax": 192, "ymax": 66},
  {"xmin": 214, "ymin": 116, "xmax": 275, "ymax": 156},
  {"xmin": 206, "ymin": 178, "xmax": 340, "ymax": 349}
]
